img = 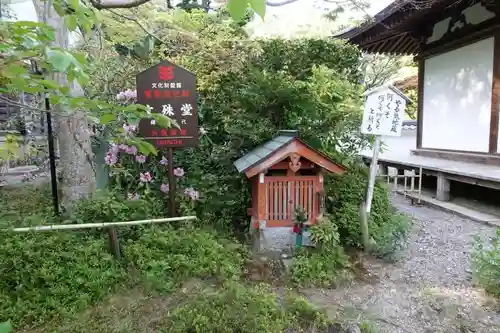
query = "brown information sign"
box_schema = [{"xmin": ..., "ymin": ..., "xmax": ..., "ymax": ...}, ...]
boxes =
[{"xmin": 136, "ymin": 61, "xmax": 199, "ymax": 148}]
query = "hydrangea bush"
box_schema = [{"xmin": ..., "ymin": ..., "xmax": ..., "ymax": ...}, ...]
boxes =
[{"xmin": 104, "ymin": 89, "xmax": 201, "ymax": 216}]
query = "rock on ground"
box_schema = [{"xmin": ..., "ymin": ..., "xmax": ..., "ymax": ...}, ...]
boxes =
[{"xmin": 303, "ymin": 194, "xmax": 500, "ymax": 333}]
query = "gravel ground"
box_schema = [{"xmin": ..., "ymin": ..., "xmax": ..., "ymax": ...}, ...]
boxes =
[{"xmin": 303, "ymin": 194, "xmax": 500, "ymax": 333}]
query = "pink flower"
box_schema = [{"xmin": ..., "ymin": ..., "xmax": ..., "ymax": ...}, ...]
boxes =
[
  {"xmin": 123, "ymin": 124, "xmax": 136, "ymax": 134},
  {"xmin": 160, "ymin": 183, "xmax": 169, "ymax": 193},
  {"xmin": 135, "ymin": 155, "xmax": 146, "ymax": 163},
  {"xmin": 104, "ymin": 152, "xmax": 117, "ymax": 165},
  {"xmin": 159, "ymin": 156, "xmax": 168, "ymax": 165},
  {"xmin": 118, "ymin": 144, "xmax": 128, "ymax": 151},
  {"xmin": 116, "ymin": 89, "xmax": 137, "ymax": 102},
  {"xmin": 184, "ymin": 187, "xmax": 200, "ymax": 201},
  {"xmin": 139, "ymin": 172, "xmax": 153, "ymax": 183},
  {"xmin": 125, "ymin": 146, "xmax": 138, "ymax": 155},
  {"xmin": 109, "ymin": 144, "xmax": 119, "ymax": 155},
  {"xmin": 173, "ymin": 167, "xmax": 185, "ymax": 177}
]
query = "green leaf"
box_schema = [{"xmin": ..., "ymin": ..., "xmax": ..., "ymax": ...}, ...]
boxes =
[
  {"xmin": 227, "ymin": 0, "xmax": 249, "ymax": 21},
  {"xmin": 38, "ymin": 79, "xmax": 60, "ymax": 89},
  {"xmin": 65, "ymin": 15, "xmax": 78, "ymax": 31},
  {"xmin": 76, "ymin": 71, "xmax": 90, "ymax": 86},
  {"xmin": 0, "ymin": 321, "xmax": 12, "ymax": 333},
  {"xmin": 3, "ymin": 64, "xmax": 27, "ymax": 78},
  {"xmin": 134, "ymin": 139, "xmax": 157, "ymax": 156},
  {"xmin": 99, "ymin": 113, "xmax": 116, "ymax": 125},
  {"xmin": 151, "ymin": 114, "xmax": 172, "ymax": 129},
  {"xmin": 249, "ymin": 0, "xmax": 266, "ymax": 20},
  {"xmin": 46, "ymin": 49, "xmax": 72, "ymax": 72},
  {"xmin": 72, "ymin": 52, "xmax": 87, "ymax": 65}
]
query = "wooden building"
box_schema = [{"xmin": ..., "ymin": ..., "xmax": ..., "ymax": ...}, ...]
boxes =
[
  {"xmin": 336, "ymin": 0, "xmax": 500, "ymax": 162},
  {"xmin": 234, "ymin": 130, "xmax": 345, "ymax": 228},
  {"xmin": 335, "ymin": 0, "xmax": 500, "ymax": 203}
]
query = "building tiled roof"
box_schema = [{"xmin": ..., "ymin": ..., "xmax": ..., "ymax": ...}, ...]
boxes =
[
  {"xmin": 393, "ymin": 75, "xmax": 418, "ymax": 91},
  {"xmin": 234, "ymin": 130, "xmax": 298, "ymax": 173},
  {"xmin": 332, "ymin": 0, "xmax": 459, "ymax": 55}
]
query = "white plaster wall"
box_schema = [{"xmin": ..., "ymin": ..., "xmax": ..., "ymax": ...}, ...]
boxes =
[{"xmin": 422, "ymin": 37, "xmax": 494, "ymax": 152}]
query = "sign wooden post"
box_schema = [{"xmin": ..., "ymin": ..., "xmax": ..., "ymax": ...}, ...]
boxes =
[
  {"xmin": 136, "ymin": 61, "xmax": 199, "ymax": 217},
  {"xmin": 360, "ymin": 84, "xmax": 410, "ymax": 249}
]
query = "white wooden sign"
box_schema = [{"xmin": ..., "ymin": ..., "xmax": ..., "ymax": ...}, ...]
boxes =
[
  {"xmin": 361, "ymin": 85, "xmax": 408, "ymax": 137},
  {"xmin": 362, "ymin": 84, "xmax": 411, "ymax": 214}
]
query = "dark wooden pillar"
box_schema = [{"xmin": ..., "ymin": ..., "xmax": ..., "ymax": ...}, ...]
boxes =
[
  {"xmin": 489, "ymin": 33, "xmax": 500, "ymax": 153},
  {"xmin": 416, "ymin": 58, "xmax": 425, "ymax": 149}
]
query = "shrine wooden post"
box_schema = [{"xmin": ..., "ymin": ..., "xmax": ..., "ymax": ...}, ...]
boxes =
[{"xmin": 136, "ymin": 61, "xmax": 199, "ymax": 217}]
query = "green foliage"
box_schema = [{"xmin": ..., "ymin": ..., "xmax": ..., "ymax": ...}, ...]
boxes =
[
  {"xmin": 293, "ymin": 206, "xmax": 307, "ymax": 225},
  {"xmin": 326, "ymin": 165, "xmax": 412, "ymax": 260},
  {"xmin": 1, "ymin": 18, "xmax": 171, "ymax": 160},
  {"xmin": 165, "ymin": 282, "xmax": 329, "ymax": 333},
  {"xmin": 86, "ymin": 8, "xmax": 365, "ymax": 233},
  {"xmin": 291, "ymin": 216, "xmax": 350, "ymax": 287},
  {"xmin": 69, "ymin": 191, "xmax": 165, "ymax": 224},
  {"xmin": 123, "ymin": 227, "xmax": 247, "ymax": 292},
  {"xmin": 472, "ymin": 229, "xmax": 500, "ymax": 298},
  {"xmin": 309, "ymin": 215, "xmax": 341, "ymax": 249},
  {"xmin": 370, "ymin": 212, "xmax": 412, "ymax": 260},
  {"xmin": 0, "ymin": 322, "xmax": 11, "ymax": 333},
  {"xmin": 0, "ymin": 186, "xmax": 250, "ymax": 329},
  {"xmin": 291, "ymin": 249, "xmax": 351, "ymax": 288},
  {"xmin": 227, "ymin": 0, "xmax": 266, "ymax": 21},
  {"xmin": 0, "ymin": 232, "xmax": 125, "ymax": 328},
  {"xmin": 403, "ymin": 88, "xmax": 417, "ymax": 119},
  {"xmin": 172, "ymin": 38, "xmax": 364, "ymax": 233},
  {"xmin": 0, "ymin": 185, "xmax": 56, "ymax": 229}
]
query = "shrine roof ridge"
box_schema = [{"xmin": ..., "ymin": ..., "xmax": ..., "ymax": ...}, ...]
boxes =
[
  {"xmin": 234, "ymin": 133, "xmax": 296, "ymax": 173},
  {"xmin": 234, "ymin": 130, "xmax": 346, "ymax": 176}
]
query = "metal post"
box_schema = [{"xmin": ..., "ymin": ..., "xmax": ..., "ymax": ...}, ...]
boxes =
[
  {"xmin": 365, "ymin": 135, "xmax": 381, "ymax": 214},
  {"xmin": 44, "ymin": 91, "xmax": 59, "ymax": 216},
  {"xmin": 167, "ymin": 148, "xmax": 176, "ymax": 217},
  {"xmin": 31, "ymin": 60, "xmax": 59, "ymax": 216}
]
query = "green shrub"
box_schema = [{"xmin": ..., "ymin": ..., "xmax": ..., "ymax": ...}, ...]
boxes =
[
  {"xmin": 0, "ymin": 185, "xmax": 56, "ymax": 228},
  {"xmin": 0, "ymin": 322, "xmax": 11, "ymax": 333},
  {"xmin": 290, "ymin": 216, "xmax": 350, "ymax": 287},
  {"xmin": 291, "ymin": 249, "xmax": 351, "ymax": 288},
  {"xmin": 326, "ymin": 165, "xmax": 412, "ymax": 260},
  {"xmin": 371, "ymin": 212, "xmax": 412, "ymax": 260},
  {"xmin": 69, "ymin": 191, "xmax": 167, "ymax": 241},
  {"xmin": 165, "ymin": 282, "xmax": 330, "ymax": 333},
  {"xmin": 123, "ymin": 226, "xmax": 248, "ymax": 291},
  {"xmin": 70, "ymin": 191, "xmax": 165, "ymax": 224},
  {"xmin": 472, "ymin": 229, "xmax": 500, "ymax": 297},
  {"xmin": 0, "ymin": 232, "xmax": 125, "ymax": 328}
]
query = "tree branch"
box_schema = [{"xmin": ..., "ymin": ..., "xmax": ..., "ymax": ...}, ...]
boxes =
[
  {"xmin": 0, "ymin": 95, "xmax": 47, "ymax": 115},
  {"xmin": 88, "ymin": 0, "xmax": 152, "ymax": 9}
]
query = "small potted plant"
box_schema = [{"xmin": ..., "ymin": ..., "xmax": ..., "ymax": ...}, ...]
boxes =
[{"xmin": 292, "ymin": 206, "xmax": 307, "ymax": 249}]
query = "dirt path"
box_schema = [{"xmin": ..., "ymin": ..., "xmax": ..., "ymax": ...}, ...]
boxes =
[{"xmin": 303, "ymin": 195, "xmax": 500, "ymax": 333}]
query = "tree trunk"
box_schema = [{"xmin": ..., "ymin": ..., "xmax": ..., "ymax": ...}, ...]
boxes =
[{"xmin": 33, "ymin": 0, "xmax": 95, "ymax": 212}]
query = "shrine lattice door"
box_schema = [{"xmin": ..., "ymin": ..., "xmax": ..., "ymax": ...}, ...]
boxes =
[{"xmin": 264, "ymin": 176, "xmax": 318, "ymax": 227}]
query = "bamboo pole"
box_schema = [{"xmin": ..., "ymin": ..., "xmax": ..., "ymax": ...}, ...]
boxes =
[{"xmin": 9, "ymin": 216, "xmax": 197, "ymax": 232}]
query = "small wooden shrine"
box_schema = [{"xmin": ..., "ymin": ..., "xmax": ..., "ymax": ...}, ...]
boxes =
[{"xmin": 234, "ymin": 130, "xmax": 346, "ymax": 228}]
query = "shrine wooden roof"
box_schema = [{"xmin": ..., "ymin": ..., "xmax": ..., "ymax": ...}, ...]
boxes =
[
  {"xmin": 234, "ymin": 130, "xmax": 346, "ymax": 178},
  {"xmin": 333, "ymin": 0, "xmax": 487, "ymax": 55}
]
